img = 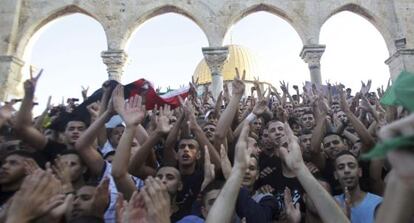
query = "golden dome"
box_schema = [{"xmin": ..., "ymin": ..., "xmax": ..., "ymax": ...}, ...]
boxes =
[{"xmin": 193, "ymin": 44, "xmax": 263, "ymax": 85}]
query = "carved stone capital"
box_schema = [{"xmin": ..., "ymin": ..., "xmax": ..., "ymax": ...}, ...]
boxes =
[
  {"xmin": 300, "ymin": 44, "xmax": 326, "ymax": 67},
  {"xmin": 0, "ymin": 55, "xmax": 25, "ymax": 100},
  {"xmin": 101, "ymin": 50, "xmax": 128, "ymax": 81},
  {"xmin": 385, "ymin": 48, "xmax": 414, "ymax": 80},
  {"xmin": 202, "ymin": 47, "xmax": 229, "ymax": 75}
]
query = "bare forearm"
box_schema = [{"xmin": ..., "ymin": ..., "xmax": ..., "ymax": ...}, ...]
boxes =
[
  {"xmin": 134, "ymin": 125, "xmax": 148, "ymax": 145},
  {"xmin": 16, "ymin": 94, "xmax": 34, "ymax": 127},
  {"xmin": 215, "ymin": 94, "xmax": 242, "ymax": 138},
  {"xmin": 164, "ymin": 119, "xmax": 182, "ymax": 166},
  {"xmin": 192, "ymin": 126, "xmax": 221, "ymax": 170},
  {"xmin": 342, "ymin": 130, "xmax": 359, "ymax": 144},
  {"xmin": 76, "ymin": 111, "xmax": 111, "ymax": 150},
  {"xmin": 295, "ymin": 165, "xmax": 349, "ymax": 223},
  {"xmin": 345, "ymin": 110, "xmax": 375, "ymax": 151},
  {"xmin": 129, "ymin": 131, "xmax": 162, "ymax": 176},
  {"xmin": 206, "ymin": 169, "xmax": 244, "ymax": 223},
  {"xmin": 375, "ymin": 173, "xmax": 414, "ymax": 223},
  {"xmin": 311, "ymin": 117, "xmax": 325, "ymax": 154},
  {"xmin": 97, "ymin": 91, "xmax": 110, "ymax": 146},
  {"xmin": 112, "ymin": 126, "xmax": 138, "ymax": 199},
  {"xmin": 112, "ymin": 126, "xmax": 136, "ymax": 178}
]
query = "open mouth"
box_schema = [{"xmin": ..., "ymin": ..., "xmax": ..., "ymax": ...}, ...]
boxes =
[{"xmin": 182, "ymin": 154, "xmax": 191, "ymax": 160}]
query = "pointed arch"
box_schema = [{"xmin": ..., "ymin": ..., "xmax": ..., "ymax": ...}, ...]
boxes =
[
  {"xmin": 321, "ymin": 3, "xmax": 394, "ymax": 54},
  {"xmin": 123, "ymin": 4, "xmax": 209, "ymax": 49},
  {"xmin": 16, "ymin": 4, "xmax": 106, "ymax": 57},
  {"xmin": 224, "ymin": 3, "xmax": 306, "ymax": 45}
]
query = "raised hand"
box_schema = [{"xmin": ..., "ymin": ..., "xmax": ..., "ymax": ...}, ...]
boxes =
[
  {"xmin": 280, "ymin": 80, "xmax": 289, "ymax": 94},
  {"xmin": 279, "ymin": 123, "xmax": 304, "ymax": 173},
  {"xmin": 50, "ymin": 156, "xmax": 73, "ymax": 193},
  {"xmin": 24, "ymin": 68, "xmax": 43, "ymax": 96},
  {"xmin": 114, "ymin": 85, "xmax": 146, "ymax": 127},
  {"xmin": 234, "ymin": 122, "xmax": 253, "ymax": 170},
  {"xmin": 233, "ymin": 68, "xmax": 246, "ymax": 96},
  {"xmin": 23, "ymin": 158, "xmax": 40, "ymax": 175},
  {"xmin": 337, "ymin": 85, "xmax": 350, "ymax": 112},
  {"xmin": 284, "ymin": 187, "xmax": 301, "ymax": 223},
  {"xmin": 252, "ymin": 99, "xmax": 268, "ymax": 116},
  {"xmin": 124, "ymin": 192, "xmax": 149, "ymax": 223},
  {"xmin": 88, "ymin": 177, "xmax": 110, "ymax": 218},
  {"xmin": 81, "ymin": 86, "xmax": 89, "ymax": 100},
  {"xmin": 202, "ymin": 146, "xmax": 216, "ymax": 190},
  {"xmin": 142, "ymin": 177, "xmax": 171, "ymax": 223},
  {"xmin": 86, "ymin": 102, "xmax": 100, "ymax": 120},
  {"xmin": 220, "ymin": 144, "xmax": 232, "ymax": 180},
  {"xmin": 156, "ymin": 105, "xmax": 172, "ymax": 134},
  {"xmin": 360, "ymin": 80, "xmax": 372, "ymax": 96},
  {"xmin": 6, "ymin": 169, "xmax": 61, "ymax": 222}
]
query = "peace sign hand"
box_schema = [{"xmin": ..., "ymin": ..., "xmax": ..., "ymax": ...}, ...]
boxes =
[{"xmin": 24, "ymin": 67, "xmax": 43, "ymax": 97}]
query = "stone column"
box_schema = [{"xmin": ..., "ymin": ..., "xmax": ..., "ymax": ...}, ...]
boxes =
[
  {"xmin": 385, "ymin": 38, "xmax": 414, "ymax": 80},
  {"xmin": 101, "ymin": 50, "xmax": 128, "ymax": 81},
  {"xmin": 202, "ymin": 46, "xmax": 229, "ymax": 100},
  {"xmin": 0, "ymin": 55, "xmax": 25, "ymax": 100},
  {"xmin": 300, "ymin": 44, "xmax": 326, "ymax": 85}
]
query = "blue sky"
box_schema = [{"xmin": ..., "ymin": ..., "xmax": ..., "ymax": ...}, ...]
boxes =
[{"xmin": 23, "ymin": 11, "xmax": 389, "ymax": 114}]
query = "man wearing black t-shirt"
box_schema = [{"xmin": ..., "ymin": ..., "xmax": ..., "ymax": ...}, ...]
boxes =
[
  {"xmin": 0, "ymin": 151, "xmax": 38, "ymax": 206},
  {"xmin": 175, "ymin": 138, "xmax": 204, "ymax": 219},
  {"xmin": 15, "ymin": 76, "xmax": 87, "ymax": 162}
]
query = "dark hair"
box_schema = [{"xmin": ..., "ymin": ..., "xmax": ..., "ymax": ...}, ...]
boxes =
[
  {"xmin": 2, "ymin": 150, "xmax": 46, "ymax": 168},
  {"xmin": 288, "ymin": 117, "xmax": 300, "ymax": 126},
  {"xmin": 323, "ymin": 132, "xmax": 345, "ymax": 141},
  {"xmin": 201, "ymin": 180, "xmax": 225, "ymax": 205},
  {"xmin": 334, "ymin": 150, "xmax": 358, "ymax": 164},
  {"xmin": 60, "ymin": 149, "xmax": 84, "ymax": 164},
  {"xmin": 300, "ymin": 129, "xmax": 313, "ymax": 136},
  {"xmin": 302, "ymin": 110, "xmax": 314, "ymax": 116}
]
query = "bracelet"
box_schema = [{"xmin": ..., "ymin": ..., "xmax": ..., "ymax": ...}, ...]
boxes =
[{"xmin": 246, "ymin": 113, "xmax": 257, "ymax": 122}]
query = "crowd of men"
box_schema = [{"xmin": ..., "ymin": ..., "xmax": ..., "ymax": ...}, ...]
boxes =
[{"xmin": 0, "ymin": 68, "xmax": 413, "ymax": 223}]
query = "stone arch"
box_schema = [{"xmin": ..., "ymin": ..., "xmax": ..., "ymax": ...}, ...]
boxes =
[
  {"xmin": 224, "ymin": 3, "xmax": 307, "ymax": 45},
  {"xmin": 123, "ymin": 4, "xmax": 209, "ymax": 49},
  {"xmin": 15, "ymin": 4, "xmax": 106, "ymax": 58},
  {"xmin": 320, "ymin": 3, "xmax": 395, "ymax": 54}
]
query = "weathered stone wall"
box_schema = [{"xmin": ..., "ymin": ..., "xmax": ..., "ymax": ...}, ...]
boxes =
[{"xmin": 0, "ymin": 0, "xmax": 413, "ymax": 99}]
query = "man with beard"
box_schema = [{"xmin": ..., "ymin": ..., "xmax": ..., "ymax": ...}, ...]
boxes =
[
  {"xmin": 334, "ymin": 151, "xmax": 382, "ymax": 223},
  {"xmin": 0, "ymin": 151, "xmax": 39, "ymax": 206}
]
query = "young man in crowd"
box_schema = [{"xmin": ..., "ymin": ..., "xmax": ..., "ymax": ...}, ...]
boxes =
[{"xmin": 334, "ymin": 151, "xmax": 382, "ymax": 223}]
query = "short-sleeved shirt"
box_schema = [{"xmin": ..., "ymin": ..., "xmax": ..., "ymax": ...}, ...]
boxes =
[
  {"xmin": 256, "ymin": 153, "xmax": 283, "ymax": 190},
  {"xmin": 335, "ymin": 192, "xmax": 382, "ymax": 223}
]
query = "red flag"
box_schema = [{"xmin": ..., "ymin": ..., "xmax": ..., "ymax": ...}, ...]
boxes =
[{"xmin": 126, "ymin": 79, "xmax": 189, "ymax": 110}]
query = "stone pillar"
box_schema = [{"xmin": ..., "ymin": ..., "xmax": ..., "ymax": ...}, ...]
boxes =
[
  {"xmin": 385, "ymin": 38, "xmax": 414, "ymax": 80},
  {"xmin": 0, "ymin": 55, "xmax": 25, "ymax": 100},
  {"xmin": 101, "ymin": 50, "xmax": 128, "ymax": 81},
  {"xmin": 202, "ymin": 47, "xmax": 229, "ymax": 100},
  {"xmin": 300, "ymin": 44, "xmax": 326, "ymax": 85}
]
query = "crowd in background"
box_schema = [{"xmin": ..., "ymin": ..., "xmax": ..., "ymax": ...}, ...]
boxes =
[{"xmin": 0, "ymin": 68, "xmax": 413, "ymax": 223}]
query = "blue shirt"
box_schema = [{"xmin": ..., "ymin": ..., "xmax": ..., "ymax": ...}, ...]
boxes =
[{"xmin": 335, "ymin": 192, "xmax": 382, "ymax": 223}]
